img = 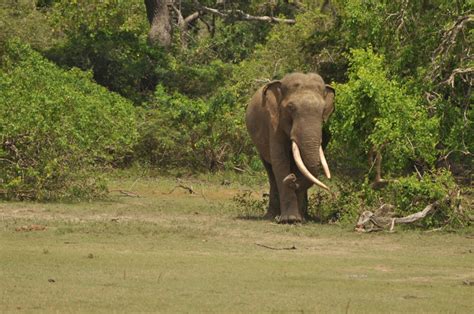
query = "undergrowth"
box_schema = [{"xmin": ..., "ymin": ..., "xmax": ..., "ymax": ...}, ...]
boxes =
[{"xmin": 232, "ymin": 169, "xmax": 471, "ymax": 229}]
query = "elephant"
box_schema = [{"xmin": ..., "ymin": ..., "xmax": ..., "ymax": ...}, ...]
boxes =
[{"xmin": 245, "ymin": 72, "xmax": 335, "ymax": 223}]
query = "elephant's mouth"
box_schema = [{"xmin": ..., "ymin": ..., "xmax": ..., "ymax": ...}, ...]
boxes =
[{"xmin": 291, "ymin": 141, "xmax": 331, "ymax": 191}]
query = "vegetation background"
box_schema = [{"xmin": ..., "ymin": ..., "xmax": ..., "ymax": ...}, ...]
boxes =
[{"xmin": 0, "ymin": 0, "xmax": 472, "ymax": 227}]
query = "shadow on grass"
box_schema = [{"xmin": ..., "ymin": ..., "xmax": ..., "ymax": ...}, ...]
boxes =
[{"xmin": 234, "ymin": 214, "xmax": 266, "ymax": 221}]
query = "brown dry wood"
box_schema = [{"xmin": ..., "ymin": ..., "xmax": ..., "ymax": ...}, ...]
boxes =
[
  {"xmin": 427, "ymin": 13, "xmax": 473, "ymax": 82},
  {"xmin": 109, "ymin": 190, "xmax": 140, "ymax": 198},
  {"xmin": 167, "ymin": 184, "xmax": 196, "ymax": 194},
  {"xmin": 193, "ymin": 1, "xmax": 296, "ymax": 24},
  {"xmin": 355, "ymin": 198, "xmax": 448, "ymax": 232},
  {"xmin": 442, "ymin": 67, "xmax": 474, "ymax": 87},
  {"xmin": 255, "ymin": 243, "xmax": 297, "ymax": 250}
]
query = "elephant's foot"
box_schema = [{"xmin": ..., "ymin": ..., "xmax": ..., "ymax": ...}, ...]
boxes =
[
  {"xmin": 277, "ymin": 213, "xmax": 303, "ymax": 224},
  {"xmin": 263, "ymin": 208, "xmax": 280, "ymax": 220},
  {"xmin": 263, "ymin": 211, "xmax": 276, "ymax": 220}
]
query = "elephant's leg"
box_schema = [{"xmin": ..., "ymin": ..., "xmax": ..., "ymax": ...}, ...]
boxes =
[
  {"xmin": 262, "ymin": 160, "xmax": 280, "ymax": 220},
  {"xmin": 273, "ymin": 168, "xmax": 301, "ymax": 223},
  {"xmin": 269, "ymin": 137, "xmax": 301, "ymax": 223},
  {"xmin": 296, "ymin": 189, "xmax": 308, "ymax": 219}
]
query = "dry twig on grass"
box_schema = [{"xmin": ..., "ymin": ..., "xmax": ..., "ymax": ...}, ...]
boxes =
[
  {"xmin": 167, "ymin": 184, "xmax": 196, "ymax": 195},
  {"xmin": 109, "ymin": 190, "xmax": 140, "ymax": 198},
  {"xmin": 255, "ymin": 243, "xmax": 297, "ymax": 250}
]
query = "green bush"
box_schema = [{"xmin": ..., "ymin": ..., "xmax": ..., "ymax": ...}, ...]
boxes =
[
  {"xmin": 135, "ymin": 85, "xmax": 256, "ymax": 171},
  {"xmin": 386, "ymin": 170, "xmax": 464, "ymax": 228},
  {"xmin": 308, "ymin": 181, "xmax": 373, "ymax": 225},
  {"xmin": 0, "ymin": 0, "xmax": 56, "ymax": 53},
  {"xmin": 163, "ymin": 58, "xmax": 233, "ymax": 98},
  {"xmin": 45, "ymin": 0, "xmax": 165, "ymax": 104},
  {"xmin": 306, "ymin": 170, "xmax": 468, "ymax": 229},
  {"xmin": 0, "ymin": 41, "xmax": 137, "ymax": 200},
  {"xmin": 232, "ymin": 191, "xmax": 267, "ymax": 219},
  {"xmin": 330, "ymin": 48, "xmax": 439, "ymax": 176}
]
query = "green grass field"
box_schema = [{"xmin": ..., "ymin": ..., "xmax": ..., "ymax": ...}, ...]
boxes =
[{"xmin": 1, "ymin": 175, "xmax": 473, "ymax": 313}]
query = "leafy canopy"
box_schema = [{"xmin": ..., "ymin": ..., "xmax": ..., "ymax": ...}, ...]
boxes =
[
  {"xmin": 331, "ymin": 48, "xmax": 439, "ymax": 174},
  {"xmin": 0, "ymin": 41, "xmax": 137, "ymax": 200}
]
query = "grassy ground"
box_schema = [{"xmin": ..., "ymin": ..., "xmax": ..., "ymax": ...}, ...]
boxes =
[{"xmin": 1, "ymin": 174, "xmax": 473, "ymax": 313}]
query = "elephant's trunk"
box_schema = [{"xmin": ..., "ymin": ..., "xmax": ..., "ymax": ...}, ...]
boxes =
[{"xmin": 292, "ymin": 142, "xmax": 330, "ymax": 191}]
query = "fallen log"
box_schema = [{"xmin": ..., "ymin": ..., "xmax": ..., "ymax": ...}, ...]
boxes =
[{"xmin": 355, "ymin": 198, "xmax": 448, "ymax": 232}]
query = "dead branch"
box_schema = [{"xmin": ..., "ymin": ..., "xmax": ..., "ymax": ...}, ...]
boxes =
[
  {"xmin": 427, "ymin": 13, "xmax": 473, "ymax": 82},
  {"xmin": 109, "ymin": 189, "xmax": 140, "ymax": 198},
  {"xmin": 368, "ymin": 144, "xmax": 389, "ymax": 188},
  {"xmin": 168, "ymin": 183, "xmax": 196, "ymax": 194},
  {"xmin": 170, "ymin": 5, "xmax": 200, "ymax": 30},
  {"xmin": 355, "ymin": 198, "xmax": 449, "ymax": 232},
  {"xmin": 215, "ymin": 160, "xmax": 246, "ymax": 173},
  {"xmin": 254, "ymin": 78, "xmax": 272, "ymax": 84},
  {"xmin": 194, "ymin": 1, "xmax": 295, "ymax": 24},
  {"xmin": 386, "ymin": 0, "xmax": 410, "ymax": 35},
  {"xmin": 232, "ymin": 166, "xmax": 245, "ymax": 173},
  {"xmin": 442, "ymin": 67, "xmax": 474, "ymax": 87},
  {"xmin": 198, "ymin": 15, "xmax": 214, "ymax": 35},
  {"xmin": 255, "ymin": 243, "xmax": 297, "ymax": 250},
  {"xmin": 185, "ymin": 11, "xmax": 200, "ymax": 24},
  {"xmin": 170, "ymin": 4, "xmax": 186, "ymax": 29}
]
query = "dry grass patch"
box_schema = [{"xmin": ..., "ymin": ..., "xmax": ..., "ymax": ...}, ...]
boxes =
[{"xmin": 1, "ymin": 175, "xmax": 473, "ymax": 312}]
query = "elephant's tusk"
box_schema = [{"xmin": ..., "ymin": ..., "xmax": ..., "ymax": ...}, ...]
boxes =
[
  {"xmin": 292, "ymin": 142, "xmax": 330, "ymax": 191},
  {"xmin": 319, "ymin": 146, "xmax": 331, "ymax": 179}
]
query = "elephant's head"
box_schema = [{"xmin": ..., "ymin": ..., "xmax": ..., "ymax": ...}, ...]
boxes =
[{"xmin": 262, "ymin": 73, "xmax": 335, "ymax": 190}]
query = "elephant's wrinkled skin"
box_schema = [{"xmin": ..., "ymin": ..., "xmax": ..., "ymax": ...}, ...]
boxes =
[{"xmin": 245, "ymin": 73, "xmax": 335, "ymax": 223}]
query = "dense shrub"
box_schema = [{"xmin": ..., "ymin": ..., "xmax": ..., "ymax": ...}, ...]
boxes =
[
  {"xmin": 45, "ymin": 0, "xmax": 163, "ymax": 104},
  {"xmin": 386, "ymin": 170, "xmax": 465, "ymax": 228},
  {"xmin": 330, "ymin": 48, "xmax": 439, "ymax": 177},
  {"xmin": 135, "ymin": 85, "xmax": 257, "ymax": 171},
  {"xmin": 231, "ymin": 171, "xmax": 468, "ymax": 229},
  {"xmin": 0, "ymin": 0, "xmax": 56, "ymax": 53},
  {"xmin": 307, "ymin": 170, "xmax": 468, "ymax": 229},
  {"xmin": 0, "ymin": 41, "xmax": 137, "ymax": 200},
  {"xmin": 161, "ymin": 58, "xmax": 232, "ymax": 98},
  {"xmin": 0, "ymin": 0, "xmax": 470, "ymax": 213},
  {"xmin": 308, "ymin": 182, "xmax": 371, "ymax": 224},
  {"xmin": 232, "ymin": 191, "xmax": 267, "ymax": 219}
]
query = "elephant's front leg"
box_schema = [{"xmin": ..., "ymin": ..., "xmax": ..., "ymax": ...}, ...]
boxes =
[
  {"xmin": 297, "ymin": 189, "xmax": 308, "ymax": 220},
  {"xmin": 262, "ymin": 160, "xmax": 280, "ymax": 220},
  {"xmin": 270, "ymin": 137, "xmax": 302, "ymax": 223},
  {"xmin": 282, "ymin": 176, "xmax": 309, "ymax": 221},
  {"xmin": 277, "ymin": 172, "xmax": 301, "ymax": 223}
]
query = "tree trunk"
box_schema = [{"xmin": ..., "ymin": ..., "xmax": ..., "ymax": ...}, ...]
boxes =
[{"xmin": 144, "ymin": 0, "xmax": 172, "ymax": 47}]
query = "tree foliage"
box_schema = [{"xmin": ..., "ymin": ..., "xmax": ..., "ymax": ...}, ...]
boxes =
[
  {"xmin": 135, "ymin": 84, "xmax": 255, "ymax": 170},
  {"xmin": 0, "ymin": 41, "xmax": 137, "ymax": 200},
  {"xmin": 0, "ymin": 0, "xmax": 471, "ymax": 205},
  {"xmin": 0, "ymin": 0, "xmax": 56, "ymax": 53},
  {"xmin": 331, "ymin": 48, "xmax": 439, "ymax": 176}
]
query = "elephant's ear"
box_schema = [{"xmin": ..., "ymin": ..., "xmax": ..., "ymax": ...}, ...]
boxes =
[
  {"xmin": 323, "ymin": 84, "xmax": 335, "ymax": 123},
  {"xmin": 262, "ymin": 80, "xmax": 283, "ymax": 131}
]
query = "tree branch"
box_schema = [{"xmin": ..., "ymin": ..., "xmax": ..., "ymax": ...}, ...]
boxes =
[
  {"xmin": 442, "ymin": 67, "xmax": 474, "ymax": 87},
  {"xmin": 170, "ymin": 4, "xmax": 186, "ymax": 29},
  {"xmin": 194, "ymin": 1, "xmax": 295, "ymax": 24},
  {"xmin": 426, "ymin": 13, "xmax": 473, "ymax": 82},
  {"xmin": 355, "ymin": 198, "xmax": 449, "ymax": 232},
  {"xmin": 184, "ymin": 11, "xmax": 200, "ymax": 24}
]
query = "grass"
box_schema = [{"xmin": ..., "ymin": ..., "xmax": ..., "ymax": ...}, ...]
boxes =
[{"xmin": 1, "ymin": 174, "xmax": 473, "ymax": 313}]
